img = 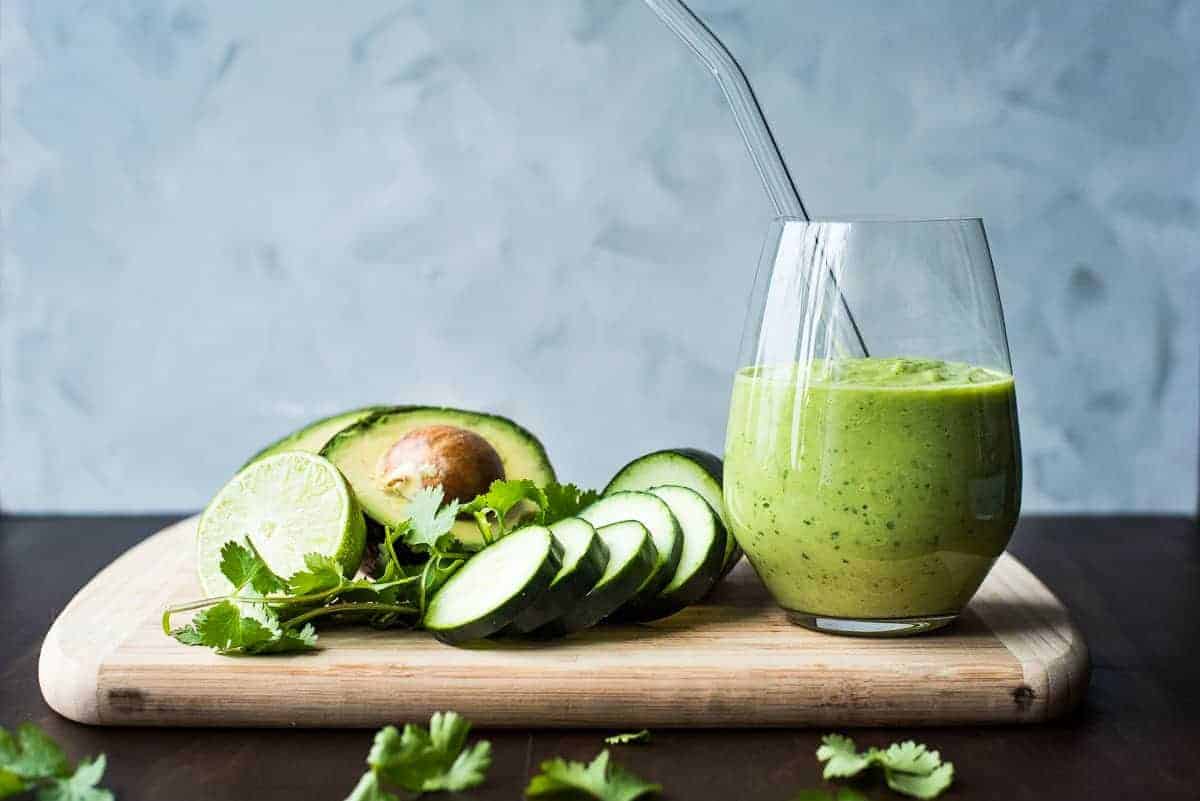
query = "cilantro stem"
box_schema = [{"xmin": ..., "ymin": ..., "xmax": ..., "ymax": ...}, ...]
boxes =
[
  {"xmin": 161, "ymin": 585, "xmax": 354, "ymax": 634},
  {"xmin": 472, "ymin": 510, "xmax": 496, "ymax": 545},
  {"xmin": 282, "ymin": 601, "xmax": 419, "ymax": 628}
]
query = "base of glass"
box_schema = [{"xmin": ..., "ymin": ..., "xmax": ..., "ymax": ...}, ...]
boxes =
[{"xmin": 784, "ymin": 609, "xmax": 958, "ymax": 637}]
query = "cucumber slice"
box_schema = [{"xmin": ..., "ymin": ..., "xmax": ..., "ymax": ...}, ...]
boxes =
[
  {"xmin": 604, "ymin": 448, "xmax": 742, "ymax": 574},
  {"xmin": 537, "ymin": 521, "xmax": 658, "ymax": 636},
  {"xmin": 577, "ymin": 491, "xmax": 682, "ymax": 605},
  {"xmin": 509, "ymin": 518, "xmax": 609, "ymax": 634},
  {"xmin": 243, "ymin": 406, "xmax": 388, "ymax": 468},
  {"xmin": 614, "ymin": 485, "xmax": 729, "ymax": 622},
  {"xmin": 197, "ymin": 452, "xmax": 366, "ymax": 596},
  {"xmin": 423, "ymin": 525, "xmax": 563, "ymax": 644}
]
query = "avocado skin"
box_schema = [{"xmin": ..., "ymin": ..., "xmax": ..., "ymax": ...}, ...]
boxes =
[{"xmin": 242, "ymin": 405, "xmax": 392, "ymax": 469}]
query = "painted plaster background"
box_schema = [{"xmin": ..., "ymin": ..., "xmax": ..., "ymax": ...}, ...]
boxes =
[{"xmin": 2, "ymin": 0, "xmax": 1197, "ymax": 512}]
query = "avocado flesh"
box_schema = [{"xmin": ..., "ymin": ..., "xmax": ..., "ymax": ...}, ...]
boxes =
[
  {"xmin": 243, "ymin": 405, "xmax": 390, "ymax": 469},
  {"xmin": 321, "ymin": 407, "xmax": 556, "ymax": 547}
]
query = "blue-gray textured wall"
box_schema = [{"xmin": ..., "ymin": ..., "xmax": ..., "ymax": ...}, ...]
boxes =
[{"xmin": 2, "ymin": 0, "xmax": 1197, "ymax": 513}]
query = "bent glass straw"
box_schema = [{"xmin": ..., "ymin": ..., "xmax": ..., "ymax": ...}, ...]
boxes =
[{"xmin": 641, "ymin": 0, "xmax": 869, "ymax": 356}]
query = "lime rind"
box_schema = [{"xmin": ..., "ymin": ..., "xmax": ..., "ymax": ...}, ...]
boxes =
[{"xmin": 197, "ymin": 452, "xmax": 366, "ymax": 596}]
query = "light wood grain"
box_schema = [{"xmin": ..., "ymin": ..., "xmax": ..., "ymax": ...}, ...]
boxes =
[{"xmin": 39, "ymin": 518, "xmax": 1088, "ymax": 728}]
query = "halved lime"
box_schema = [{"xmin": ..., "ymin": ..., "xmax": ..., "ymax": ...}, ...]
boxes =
[{"xmin": 197, "ymin": 452, "xmax": 366, "ymax": 596}]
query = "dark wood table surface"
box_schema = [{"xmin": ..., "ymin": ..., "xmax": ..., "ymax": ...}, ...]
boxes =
[{"xmin": 2, "ymin": 514, "xmax": 1197, "ymax": 800}]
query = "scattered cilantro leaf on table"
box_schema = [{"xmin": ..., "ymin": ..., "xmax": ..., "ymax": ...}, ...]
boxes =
[
  {"xmin": 343, "ymin": 711, "xmax": 491, "ymax": 799},
  {"xmin": 525, "ymin": 749, "xmax": 661, "ymax": 801},
  {"xmin": 816, "ymin": 734, "xmax": 955, "ymax": 800},
  {"xmin": 0, "ymin": 724, "xmax": 114, "ymax": 801},
  {"xmin": 883, "ymin": 764, "xmax": 954, "ymax": 800},
  {"xmin": 35, "ymin": 755, "xmax": 113, "ymax": 801},
  {"xmin": 0, "ymin": 724, "xmax": 70, "ymax": 784},
  {"xmin": 816, "ymin": 734, "xmax": 872, "ymax": 779},
  {"xmin": 875, "ymin": 741, "xmax": 944, "ymax": 777},
  {"xmin": 603, "ymin": 730, "xmax": 650, "ymax": 746}
]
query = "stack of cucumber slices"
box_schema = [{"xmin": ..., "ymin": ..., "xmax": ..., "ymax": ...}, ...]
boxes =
[{"xmin": 194, "ymin": 408, "xmax": 742, "ymax": 649}]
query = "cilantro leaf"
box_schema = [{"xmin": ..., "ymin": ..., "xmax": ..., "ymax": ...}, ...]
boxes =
[
  {"xmin": 415, "ymin": 711, "xmax": 491, "ymax": 791},
  {"xmin": 875, "ymin": 741, "xmax": 943, "ymax": 776},
  {"xmin": 35, "ymin": 756, "xmax": 113, "ymax": 801},
  {"xmin": 219, "ymin": 539, "xmax": 286, "ymax": 596},
  {"xmin": 0, "ymin": 769, "xmax": 25, "ymax": 799},
  {"xmin": 542, "ymin": 482, "xmax": 600, "ymax": 526},
  {"xmin": 603, "ymin": 730, "xmax": 650, "ymax": 746},
  {"xmin": 423, "ymin": 741, "xmax": 491, "ymax": 791},
  {"xmin": 0, "ymin": 725, "xmax": 112, "ymax": 801},
  {"xmin": 171, "ymin": 600, "xmax": 317, "ymax": 655},
  {"xmin": 815, "ymin": 734, "xmax": 955, "ymax": 800},
  {"xmin": 816, "ymin": 734, "xmax": 871, "ymax": 779},
  {"xmin": 885, "ymin": 763, "xmax": 954, "ymax": 800},
  {"xmin": 0, "ymin": 723, "xmax": 70, "ymax": 781},
  {"xmin": 343, "ymin": 772, "xmax": 393, "ymax": 801},
  {"xmin": 525, "ymin": 749, "xmax": 661, "ymax": 801},
  {"xmin": 286, "ymin": 553, "xmax": 348, "ymax": 597},
  {"xmin": 402, "ymin": 487, "xmax": 462, "ymax": 553},
  {"xmin": 461, "ymin": 479, "xmax": 548, "ymax": 542},
  {"xmin": 346, "ymin": 711, "xmax": 491, "ymax": 798}
]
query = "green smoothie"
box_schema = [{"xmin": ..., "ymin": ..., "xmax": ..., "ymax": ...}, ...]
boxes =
[{"xmin": 724, "ymin": 357, "xmax": 1020, "ymax": 622}]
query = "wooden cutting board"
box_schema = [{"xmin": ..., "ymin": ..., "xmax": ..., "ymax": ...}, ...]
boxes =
[{"xmin": 39, "ymin": 517, "xmax": 1088, "ymax": 728}]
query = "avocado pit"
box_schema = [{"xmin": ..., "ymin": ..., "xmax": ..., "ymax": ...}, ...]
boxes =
[{"xmin": 376, "ymin": 424, "xmax": 504, "ymax": 503}]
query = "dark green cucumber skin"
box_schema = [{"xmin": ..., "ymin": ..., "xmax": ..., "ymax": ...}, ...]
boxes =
[
  {"xmin": 536, "ymin": 530, "xmax": 658, "ymax": 637},
  {"xmin": 581, "ymin": 491, "xmax": 683, "ymax": 607},
  {"xmin": 604, "ymin": 448, "xmax": 743, "ymax": 579},
  {"xmin": 509, "ymin": 530, "xmax": 609, "ymax": 634},
  {"xmin": 426, "ymin": 533, "xmax": 563, "ymax": 646},
  {"xmin": 612, "ymin": 506, "xmax": 729, "ymax": 623}
]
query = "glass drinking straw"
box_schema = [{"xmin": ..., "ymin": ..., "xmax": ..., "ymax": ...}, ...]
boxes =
[{"xmin": 641, "ymin": 0, "xmax": 869, "ymax": 357}]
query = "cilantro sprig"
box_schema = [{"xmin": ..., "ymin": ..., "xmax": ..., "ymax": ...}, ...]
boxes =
[
  {"xmin": 0, "ymin": 723, "xmax": 114, "ymax": 801},
  {"xmin": 344, "ymin": 712, "xmax": 491, "ymax": 799},
  {"xmin": 164, "ymin": 540, "xmax": 424, "ymax": 655},
  {"xmin": 525, "ymin": 749, "xmax": 660, "ymax": 801},
  {"xmin": 816, "ymin": 734, "xmax": 955, "ymax": 800}
]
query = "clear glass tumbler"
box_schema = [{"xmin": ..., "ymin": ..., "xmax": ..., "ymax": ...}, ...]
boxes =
[{"xmin": 724, "ymin": 218, "xmax": 1021, "ymax": 636}]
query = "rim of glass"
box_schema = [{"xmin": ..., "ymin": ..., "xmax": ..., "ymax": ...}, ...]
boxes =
[{"xmin": 772, "ymin": 215, "xmax": 984, "ymax": 224}]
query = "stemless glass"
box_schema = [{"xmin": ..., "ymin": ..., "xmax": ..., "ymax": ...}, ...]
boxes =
[{"xmin": 724, "ymin": 218, "xmax": 1021, "ymax": 636}]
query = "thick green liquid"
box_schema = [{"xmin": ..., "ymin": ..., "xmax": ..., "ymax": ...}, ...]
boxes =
[{"xmin": 724, "ymin": 358, "xmax": 1020, "ymax": 619}]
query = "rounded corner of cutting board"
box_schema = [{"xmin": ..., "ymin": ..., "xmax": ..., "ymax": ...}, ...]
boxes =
[
  {"xmin": 976, "ymin": 552, "xmax": 1091, "ymax": 721},
  {"xmin": 37, "ymin": 515, "xmax": 201, "ymax": 727},
  {"xmin": 39, "ymin": 621, "xmax": 103, "ymax": 726}
]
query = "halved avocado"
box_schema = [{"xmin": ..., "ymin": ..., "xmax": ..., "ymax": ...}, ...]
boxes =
[
  {"xmin": 321, "ymin": 407, "xmax": 556, "ymax": 546},
  {"xmin": 243, "ymin": 405, "xmax": 391, "ymax": 469}
]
